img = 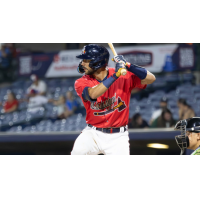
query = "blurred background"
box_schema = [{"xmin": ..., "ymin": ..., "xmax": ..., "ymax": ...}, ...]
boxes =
[{"xmin": 0, "ymin": 43, "xmax": 198, "ymax": 155}]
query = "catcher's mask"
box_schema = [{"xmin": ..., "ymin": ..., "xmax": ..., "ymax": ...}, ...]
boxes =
[{"xmin": 174, "ymin": 117, "xmax": 200, "ymax": 155}]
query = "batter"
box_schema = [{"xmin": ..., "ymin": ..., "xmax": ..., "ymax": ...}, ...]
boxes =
[{"xmin": 71, "ymin": 44, "xmax": 156, "ymax": 155}]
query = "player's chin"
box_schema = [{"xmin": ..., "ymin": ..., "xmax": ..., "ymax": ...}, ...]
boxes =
[{"xmin": 85, "ymin": 70, "xmax": 94, "ymax": 75}]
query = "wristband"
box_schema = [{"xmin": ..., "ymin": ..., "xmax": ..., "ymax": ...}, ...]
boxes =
[
  {"xmin": 82, "ymin": 87, "xmax": 97, "ymax": 102},
  {"xmin": 126, "ymin": 62, "xmax": 147, "ymax": 80},
  {"xmin": 103, "ymin": 73, "xmax": 119, "ymax": 89}
]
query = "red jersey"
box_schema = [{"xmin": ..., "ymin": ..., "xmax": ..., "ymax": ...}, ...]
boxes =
[
  {"xmin": 4, "ymin": 100, "xmax": 18, "ymax": 111},
  {"xmin": 75, "ymin": 68, "xmax": 147, "ymax": 128}
]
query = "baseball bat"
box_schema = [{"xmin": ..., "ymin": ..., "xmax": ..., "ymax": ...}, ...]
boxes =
[{"xmin": 108, "ymin": 43, "xmax": 127, "ymax": 76}]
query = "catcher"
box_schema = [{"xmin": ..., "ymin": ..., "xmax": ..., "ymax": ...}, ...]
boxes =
[{"xmin": 175, "ymin": 117, "xmax": 200, "ymax": 155}]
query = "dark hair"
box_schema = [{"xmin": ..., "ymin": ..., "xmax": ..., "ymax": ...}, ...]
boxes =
[
  {"xmin": 178, "ymin": 98, "xmax": 187, "ymax": 106},
  {"xmin": 157, "ymin": 108, "xmax": 175, "ymax": 127},
  {"xmin": 133, "ymin": 113, "xmax": 141, "ymax": 122},
  {"xmin": 161, "ymin": 108, "xmax": 172, "ymax": 119},
  {"xmin": 130, "ymin": 113, "xmax": 142, "ymax": 128}
]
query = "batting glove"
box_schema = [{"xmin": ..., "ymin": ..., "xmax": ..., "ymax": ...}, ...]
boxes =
[
  {"xmin": 115, "ymin": 62, "xmax": 125, "ymax": 73},
  {"xmin": 114, "ymin": 55, "xmax": 127, "ymax": 65}
]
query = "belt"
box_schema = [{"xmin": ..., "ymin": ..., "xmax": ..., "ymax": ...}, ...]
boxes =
[{"xmin": 88, "ymin": 124, "xmax": 127, "ymax": 134}]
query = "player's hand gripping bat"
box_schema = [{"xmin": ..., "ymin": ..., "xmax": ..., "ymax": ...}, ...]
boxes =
[{"xmin": 108, "ymin": 43, "xmax": 127, "ymax": 76}]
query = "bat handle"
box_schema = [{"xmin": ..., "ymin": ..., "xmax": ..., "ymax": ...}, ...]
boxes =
[{"xmin": 121, "ymin": 68, "xmax": 127, "ymax": 76}]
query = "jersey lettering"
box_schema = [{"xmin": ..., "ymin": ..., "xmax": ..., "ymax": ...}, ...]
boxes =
[
  {"xmin": 94, "ymin": 96, "xmax": 127, "ymax": 116},
  {"xmin": 91, "ymin": 93, "xmax": 116, "ymax": 110}
]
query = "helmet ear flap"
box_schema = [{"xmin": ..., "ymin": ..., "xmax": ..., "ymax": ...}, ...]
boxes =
[{"xmin": 77, "ymin": 61, "xmax": 85, "ymax": 74}]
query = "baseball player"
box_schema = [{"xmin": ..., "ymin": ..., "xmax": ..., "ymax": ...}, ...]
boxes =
[
  {"xmin": 175, "ymin": 117, "xmax": 200, "ymax": 155},
  {"xmin": 71, "ymin": 44, "xmax": 156, "ymax": 155}
]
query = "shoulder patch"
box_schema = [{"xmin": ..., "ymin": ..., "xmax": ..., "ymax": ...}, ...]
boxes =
[{"xmin": 193, "ymin": 149, "xmax": 200, "ymax": 155}]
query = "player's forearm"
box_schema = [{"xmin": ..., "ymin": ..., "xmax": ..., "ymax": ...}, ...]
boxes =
[
  {"xmin": 88, "ymin": 70, "xmax": 122, "ymax": 100},
  {"xmin": 88, "ymin": 83, "xmax": 108, "ymax": 100}
]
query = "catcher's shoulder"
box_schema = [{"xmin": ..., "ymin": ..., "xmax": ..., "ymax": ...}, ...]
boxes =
[{"xmin": 193, "ymin": 148, "xmax": 200, "ymax": 155}]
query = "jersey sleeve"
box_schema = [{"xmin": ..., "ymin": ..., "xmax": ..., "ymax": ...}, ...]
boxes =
[
  {"xmin": 75, "ymin": 79, "xmax": 88, "ymax": 98},
  {"xmin": 129, "ymin": 73, "xmax": 147, "ymax": 91},
  {"xmin": 75, "ymin": 79, "xmax": 96, "ymax": 102},
  {"xmin": 192, "ymin": 148, "xmax": 200, "ymax": 155}
]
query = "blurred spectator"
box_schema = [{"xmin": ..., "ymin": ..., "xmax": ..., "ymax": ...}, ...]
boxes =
[
  {"xmin": 0, "ymin": 43, "xmax": 13, "ymax": 82},
  {"xmin": 65, "ymin": 91, "xmax": 79, "ymax": 118},
  {"xmin": 0, "ymin": 43, "xmax": 12, "ymax": 68},
  {"xmin": 28, "ymin": 89, "xmax": 48, "ymax": 113},
  {"xmin": 149, "ymin": 97, "xmax": 168, "ymax": 125},
  {"xmin": 27, "ymin": 74, "xmax": 47, "ymax": 96},
  {"xmin": 5, "ymin": 43, "xmax": 17, "ymax": 58},
  {"xmin": 0, "ymin": 92, "xmax": 19, "ymax": 113},
  {"xmin": 129, "ymin": 113, "xmax": 149, "ymax": 129},
  {"xmin": 49, "ymin": 95, "xmax": 66, "ymax": 119},
  {"xmin": 151, "ymin": 108, "xmax": 176, "ymax": 128},
  {"xmin": 177, "ymin": 98, "xmax": 195, "ymax": 120}
]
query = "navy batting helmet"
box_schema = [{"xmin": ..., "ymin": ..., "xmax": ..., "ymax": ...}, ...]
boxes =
[
  {"xmin": 175, "ymin": 117, "xmax": 200, "ymax": 155},
  {"xmin": 76, "ymin": 44, "xmax": 110, "ymax": 73}
]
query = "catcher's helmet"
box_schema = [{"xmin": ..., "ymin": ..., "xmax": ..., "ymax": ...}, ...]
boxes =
[
  {"xmin": 175, "ymin": 117, "xmax": 200, "ymax": 155},
  {"xmin": 76, "ymin": 44, "xmax": 110, "ymax": 73}
]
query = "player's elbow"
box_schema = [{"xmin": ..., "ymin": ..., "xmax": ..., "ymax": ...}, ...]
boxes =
[
  {"xmin": 150, "ymin": 74, "xmax": 156, "ymax": 84},
  {"xmin": 142, "ymin": 74, "xmax": 156, "ymax": 85},
  {"xmin": 89, "ymin": 92, "xmax": 98, "ymax": 100},
  {"xmin": 147, "ymin": 73, "xmax": 156, "ymax": 84}
]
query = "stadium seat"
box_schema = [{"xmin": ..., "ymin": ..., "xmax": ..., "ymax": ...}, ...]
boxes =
[
  {"xmin": 151, "ymin": 76, "xmax": 166, "ymax": 88},
  {"xmin": 165, "ymin": 74, "xmax": 180, "ymax": 82},
  {"xmin": 18, "ymin": 102, "xmax": 28, "ymax": 110},
  {"xmin": 22, "ymin": 126, "xmax": 31, "ymax": 132},
  {"xmin": 37, "ymin": 126, "xmax": 45, "ymax": 132},
  {"xmin": 8, "ymin": 125, "xmax": 23, "ymax": 133},
  {"xmin": 38, "ymin": 120, "xmax": 52, "ymax": 127},
  {"xmin": 195, "ymin": 94, "xmax": 200, "ymax": 101},
  {"xmin": 182, "ymin": 73, "xmax": 194, "ymax": 82}
]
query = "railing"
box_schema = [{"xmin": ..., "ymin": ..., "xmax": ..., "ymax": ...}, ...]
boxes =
[{"xmin": 0, "ymin": 128, "xmax": 179, "ymax": 142}]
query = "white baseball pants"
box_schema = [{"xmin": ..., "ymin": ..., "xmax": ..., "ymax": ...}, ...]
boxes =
[{"xmin": 71, "ymin": 126, "xmax": 130, "ymax": 155}]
